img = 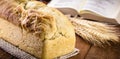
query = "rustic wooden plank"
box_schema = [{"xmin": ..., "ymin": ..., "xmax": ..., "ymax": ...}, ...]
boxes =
[
  {"xmin": 69, "ymin": 35, "xmax": 91, "ymax": 59},
  {"xmin": 0, "ymin": 48, "xmax": 12, "ymax": 59},
  {"xmin": 85, "ymin": 46, "xmax": 120, "ymax": 59}
]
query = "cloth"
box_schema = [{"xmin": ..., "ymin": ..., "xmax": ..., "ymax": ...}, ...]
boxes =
[{"xmin": 0, "ymin": 39, "xmax": 79, "ymax": 59}]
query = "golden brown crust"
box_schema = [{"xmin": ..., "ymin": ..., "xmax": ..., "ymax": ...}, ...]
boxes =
[
  {"xmin": 0, "ymin": 0, "xmax": 38, "ymax": 26},
  {"xmin": 28, "ymin": 2, "xmax": 75, "ymax": 58},
  {"xmin": 0, "ymin": 0, "xmax": 21, "ymax": 26},
  {"xmin": 0, "ymin": 0, "xmax": 53, "ymax": 38},
  {"xmin": 20, "ymin": 9, "xmax": 57, "ymax": 40}
]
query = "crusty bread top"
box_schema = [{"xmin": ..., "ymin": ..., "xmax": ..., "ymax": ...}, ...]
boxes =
[
  {"xmin": 0, "ymin": 0, "xmax": 43, "ymax": 26},
  {"xmin": 0, "ymin": 0, "xmax": 75, "ymax": 40},
  {"xmin": 25, "ymin": 1, "xmax": 75, "ymax": 40},
  {"xmin": 0, "ymin": 0, "xmax": 53, "ymax": 39},
  {"xmin": 0, "ymin": 0, "xmax": 20, "ymax": 25}
]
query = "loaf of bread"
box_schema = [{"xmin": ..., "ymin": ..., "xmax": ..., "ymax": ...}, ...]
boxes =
[{"xmin": 0, "ymin": 0, "xmax": 75, "ymax": 59}]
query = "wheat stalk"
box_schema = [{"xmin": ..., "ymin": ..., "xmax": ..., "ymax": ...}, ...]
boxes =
[{"xmin": 68, "ymin": 17, "xmax": 120, "ymax": 47}]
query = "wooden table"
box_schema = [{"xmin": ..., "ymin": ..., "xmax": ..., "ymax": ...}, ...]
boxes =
[
  {"xmin": 69, "ymin": 35, "xmax": 120, "ymax": 59},
  {"xmin": 0, "ymin": 34, "xmax": 120, "ymax": 59}
]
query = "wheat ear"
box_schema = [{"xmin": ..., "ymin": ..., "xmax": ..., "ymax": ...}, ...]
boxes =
[{"xmin": 69, "ymin": 17, "xmax": 120, "ymax": 47}]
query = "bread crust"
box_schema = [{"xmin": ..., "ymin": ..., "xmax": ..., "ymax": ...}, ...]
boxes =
[{"xmin": 0, "ymin": 0, "xmax": 76, "ymax": 59}]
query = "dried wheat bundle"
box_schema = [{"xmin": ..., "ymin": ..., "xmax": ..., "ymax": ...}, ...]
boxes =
[{"xmin": 69, "ymin": 17, "xmax": 120, "ymax": 47}]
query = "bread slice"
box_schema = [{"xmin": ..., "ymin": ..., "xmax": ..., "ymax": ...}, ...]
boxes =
[{"xmin": 0, "ymin": 0, "xmax": 75, "ymax": 59}]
